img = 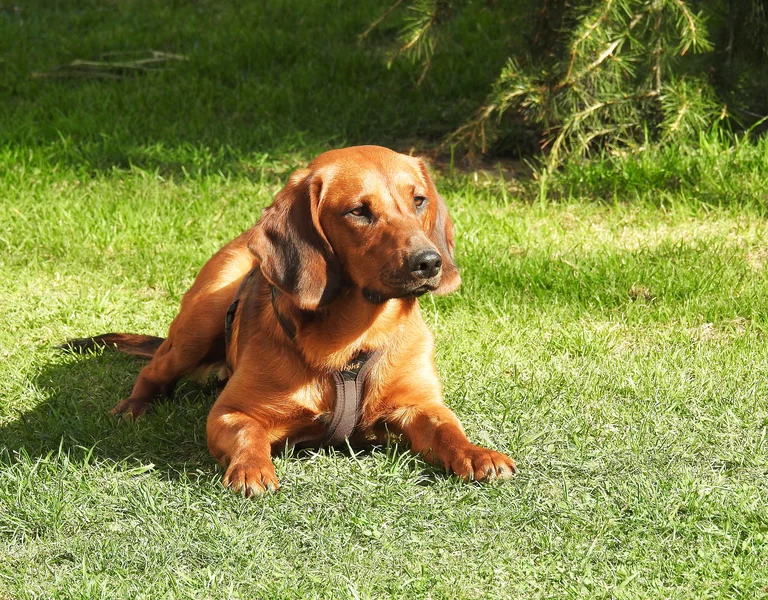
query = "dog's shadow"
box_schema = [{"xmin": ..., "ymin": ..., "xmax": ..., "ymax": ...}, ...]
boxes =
[
  {"xmin": 3, "ymin": 349, "xmax": 446, "ymax": 483},
  {"xmin": 3, "ymin": 350, "xmax": 217, "ymax": 475}
]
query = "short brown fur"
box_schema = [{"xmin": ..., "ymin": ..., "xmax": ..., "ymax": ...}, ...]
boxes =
[{"xmin": 86, "ymin": 146, "xmax": 516, "ymax": 495}]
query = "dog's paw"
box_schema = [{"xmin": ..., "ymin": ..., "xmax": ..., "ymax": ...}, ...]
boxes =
[
  {"xmin": 223, "ymin": 459, "xmax": 281, "ymax": 497},
  {"xmin": 110, "ymin": 397, "xmax": 152, "ymax": 419},
  {"xmin": 448, "ymin": 445, "xmax": 517, "ymax": 482}
]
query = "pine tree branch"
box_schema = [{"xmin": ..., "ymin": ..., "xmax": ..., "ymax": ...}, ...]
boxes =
[
  {"xmin": 401, "ymin": 8, "xmax": 437, "ymax": 53},
  {"xmin": 651, "ymin": 9, "xmax": 663, "ymax": 94},
  {"xmin": 359, "ymin": 0, "xmax": 407, "ymax": 41},
  {"xmin": 668, "ymin": 101, "xmax": 689, "ymax": 132},
  {"xmin": 558, "ymin": 12, "xmax": 644, "ymax": 90},
  {"xmin": 545, "ymin": 90, "xmax": 658, "ymax": 167},
  {"xmin": 674, "ymin": 0, "xmax": 698, "ymax": 54},
  {"xmin": 563, "ymin": 0, "xmax": 616, "ymax": 83},
  {"xmin": 416, "ymin": 55, "xmax": 433, "ymax": 85}
]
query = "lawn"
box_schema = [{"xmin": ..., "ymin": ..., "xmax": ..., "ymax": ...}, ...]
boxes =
[{"xmin": 2, "ymin": 1, "xmax": 768, "ymax": 598}]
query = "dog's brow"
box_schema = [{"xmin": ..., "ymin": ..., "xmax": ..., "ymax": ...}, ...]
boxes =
[
  {"xmin": 386, "ymin": 169, "xmax": 422, "ymax": 206},
  {"xmin": 352, "ymin": 168, "xmax": 395, "ymax": 210}
]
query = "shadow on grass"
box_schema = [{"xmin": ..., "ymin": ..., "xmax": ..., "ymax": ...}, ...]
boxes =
[
  {"xmin": 2, "ymin": 351, "xmax": 216, "ymax": 475},
  {"xmin": 2, "ymin": 349, "xmax": 445, "ymax": 483}
]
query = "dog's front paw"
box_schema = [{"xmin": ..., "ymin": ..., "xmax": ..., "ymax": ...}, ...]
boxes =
[
  {"xmin": 223, "ymin": 459, "xmax": 281, "ymax": 497},
  {"xmin": 110, "ymin": 397, "xmax": 152, "ymax": 418},
  {"xmin": 448, "ymin": 445, "xmax": 517, "ymax": 482}
]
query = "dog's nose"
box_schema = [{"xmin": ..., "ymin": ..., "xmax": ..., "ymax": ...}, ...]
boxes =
[{"xmin": 408, "ymin": 248, "xmax": 442, "ymax": 280}]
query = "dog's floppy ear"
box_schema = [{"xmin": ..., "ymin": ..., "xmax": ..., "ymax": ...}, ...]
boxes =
[
  {"xmin": 249, "ymin": 169, "xmax": 341, "ymax": 311},
  {"xmin": 417, "ymin": 160, "xmax": 461, "ymax": 295}
]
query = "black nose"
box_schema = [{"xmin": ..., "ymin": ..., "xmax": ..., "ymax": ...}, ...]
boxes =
[{"xmin": 408, "ymin": 248, "xmax": 442, "ymax": 280}]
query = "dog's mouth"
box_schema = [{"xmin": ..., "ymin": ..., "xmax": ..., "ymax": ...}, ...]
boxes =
[{"xmin": 362, "ymin": 283, "xmax": 437, "ymax": 304}]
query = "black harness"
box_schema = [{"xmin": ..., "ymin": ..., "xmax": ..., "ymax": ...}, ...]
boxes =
[{"xmin": 224, "ymin": 268, "xmax": 382, "ymax": 447}]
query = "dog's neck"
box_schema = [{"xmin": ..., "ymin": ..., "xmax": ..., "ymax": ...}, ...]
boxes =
[{"xmin": 274, "ymin": 287, "xmax": 417, "ymax": 371}]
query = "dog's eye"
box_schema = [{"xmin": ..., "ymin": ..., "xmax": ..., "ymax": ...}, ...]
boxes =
[
  {"xmin": 346, "ymin": 205, "xmax": 372, "ymax": 222},
  {"xmin": 414, "ymin": 196, "xmax": 427, "ymax": 208}
]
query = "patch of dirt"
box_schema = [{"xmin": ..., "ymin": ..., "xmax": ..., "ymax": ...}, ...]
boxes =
[
  {"xmin": 690, "ymin": 318, "xmax": 749, "ymax": 343},
  {"xmin": 628, "ymin": 284, "xmax": 653, "ymax": 302},
  {"xmin": 746, "ymin": 246, "xmax": 768, "ymax": 271}
]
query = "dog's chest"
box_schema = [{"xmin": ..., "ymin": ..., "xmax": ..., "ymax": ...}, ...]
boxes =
[{"xmin": 289, "ymin": 349, "xmax": 382, "ymax": 447}]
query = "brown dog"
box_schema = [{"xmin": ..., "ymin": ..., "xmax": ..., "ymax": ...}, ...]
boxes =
[{"xmin": 67, "ymin": 146, "xmax": 516, "ymax": 495}]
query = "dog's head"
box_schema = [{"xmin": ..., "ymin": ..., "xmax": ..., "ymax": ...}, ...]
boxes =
[{"xmin": 249, "ymin": 146, "xmax": 461, "ymax": 310}]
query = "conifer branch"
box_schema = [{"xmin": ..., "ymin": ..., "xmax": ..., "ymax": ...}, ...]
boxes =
[{"xmin": 365, "ymin": 0, "xmax": 768, "ymax": 167}]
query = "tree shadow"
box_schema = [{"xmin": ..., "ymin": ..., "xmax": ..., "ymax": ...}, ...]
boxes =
[{"xmin": 3, "ymin": 0, "xmax": 513, "ymax": 176}]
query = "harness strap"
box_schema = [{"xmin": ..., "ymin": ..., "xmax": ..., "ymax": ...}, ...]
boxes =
[
  {"xmin": 224, "ymin": 300, "xmax": 239, "ymax": 349},
  {"xmin": 270, "ymin": 285, "xmax": 297, "ymax": 341},
  {"xmin": 324, "ymin": 349, "xmax": 383, "ymax": 446},
  {"xmin": 224, "ymin": 266, "xmax": 260, "ymax": 370}
]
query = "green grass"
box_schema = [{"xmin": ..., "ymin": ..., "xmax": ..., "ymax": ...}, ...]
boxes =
[{"xmin": 2, "ymin": 1, "xmax": 768, "ymax": 598}]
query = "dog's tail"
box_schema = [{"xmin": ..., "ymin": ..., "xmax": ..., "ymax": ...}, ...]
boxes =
[{"xmin": 58, "ymin": 333, "xmax": 165, "ymax": 359}]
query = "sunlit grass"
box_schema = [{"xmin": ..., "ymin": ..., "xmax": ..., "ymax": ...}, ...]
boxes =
[{"xmin": 2, "ymin": 0, "xmax": 768, "ymax": 598}]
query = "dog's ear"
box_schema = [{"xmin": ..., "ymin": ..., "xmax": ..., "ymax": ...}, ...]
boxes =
[
  {"xmin": 249, "ymin": 169, "xmax": 341, "ymax": 310},
  {"xmin": 416, "ymin": 160, "xmax": 461, "ymax": 295}
]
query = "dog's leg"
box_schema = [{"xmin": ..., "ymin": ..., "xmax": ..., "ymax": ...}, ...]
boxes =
[
  {"xmin": 206, "ymin": 381, "xmax": 280, "ymax": 496},
  {"xmin": 389, "ymin": 402, "xmax": 517, "ymax": 481},
  {"xmin": 110, "ymin": 301, "xmax": 226, "ymax": 418},
  {"xmin": 110, "ymin": 234, "xmax": 255, "ymax": 418},
  {"xmin": 110, "ymin": 338, "xmax": 213, "ymax": 417}
]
